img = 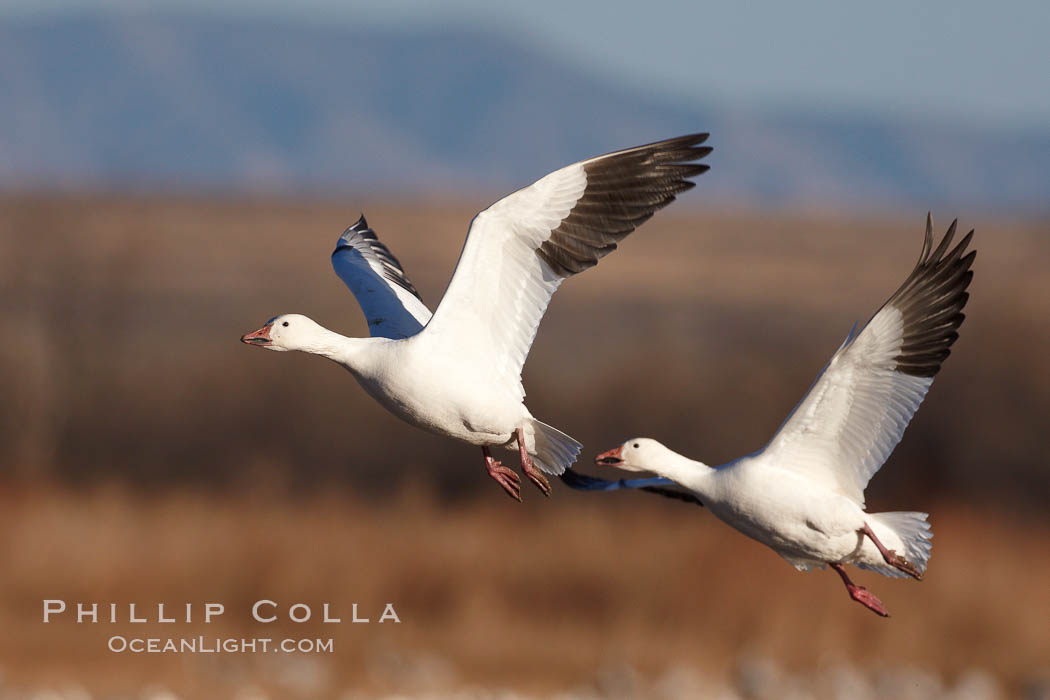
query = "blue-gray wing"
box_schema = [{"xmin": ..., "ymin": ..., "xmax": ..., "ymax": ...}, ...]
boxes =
[
  {"xmin": 331, "ymin": 216, "xmax": 433, "ymax": 340},
  {"xmin": 559, "ymin": 470, "xmax": 705, "ymax": 507}
]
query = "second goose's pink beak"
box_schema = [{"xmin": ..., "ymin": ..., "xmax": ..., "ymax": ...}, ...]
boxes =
[
  {"xmin": 594, "ymin": 446, "xmax": 624, "ymax": 467},
  {"xmin": 240, "ymin": 324, "xmax": 273, "ymax": 347}
]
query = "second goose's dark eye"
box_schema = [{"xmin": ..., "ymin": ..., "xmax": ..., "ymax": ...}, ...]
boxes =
[
  {"xmin": 633, "ymin": 443, "xmax": 639, "ymax": 448},
  {"xmin": 282, "ymin": 321, "xmax": 289, "ymax": 327}
]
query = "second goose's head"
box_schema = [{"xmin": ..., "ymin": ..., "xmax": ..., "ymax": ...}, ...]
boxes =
[
  {"xmin": 594, "ymin": 438, "xmax": 668, "ymax": 473},
  {"xmin": 240, "ymin": 314, "xmax": 330, "ymax": 353}
]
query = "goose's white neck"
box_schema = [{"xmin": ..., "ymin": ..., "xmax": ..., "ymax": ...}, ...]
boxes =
[
  {"xmin": 304, "ymin": 328, "xmax": 375, "ymax": 369},
  {"xmin": 273, "ymin": 318, "xmax": 379, "ymax": 372},
  {"xmin": 641, "ymin": 443, "xmax": 716, "ymax": 498}
]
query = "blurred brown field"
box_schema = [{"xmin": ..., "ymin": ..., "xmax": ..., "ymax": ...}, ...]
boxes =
[
  {"xmin": 0, "ymin": 488, "xmax": 1047, "ymax": 698},
  {"xmin": 0, "ymin": 195, "xmax": 1048, "ymax": 697}
]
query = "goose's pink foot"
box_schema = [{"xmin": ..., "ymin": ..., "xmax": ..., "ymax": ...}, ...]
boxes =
[
  {"xmin": 516, "ymin": 427, "xmax": 551, "ymax": 497},
  {"xmin": 483, "ymin": 446, "xmax": 521, "ymax": 502},
  {"xmin": 830, "ymin": 563, "xmax": 889, "ymax": 617},
  {"xmin": 861, "ymin": 523, "xmax": 922, "ymax": 580}
]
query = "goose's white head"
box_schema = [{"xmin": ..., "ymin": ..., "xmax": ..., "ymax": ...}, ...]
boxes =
[
  {"xmin": 240, "ymin": 314, "xmax": 327, "ymax": 353},
  {"xmin": 594, "ymin": 438, "xmax": 666, "ymax": 473}
]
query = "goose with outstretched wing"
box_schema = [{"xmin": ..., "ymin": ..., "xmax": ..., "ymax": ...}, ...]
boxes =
[
  {"xmin": 566, "ymin": 215, "xmax": 975, "ymax": 616},
  {"xmin": 242, "ymin": 134, "xmax": 711, "ymax": 500}
]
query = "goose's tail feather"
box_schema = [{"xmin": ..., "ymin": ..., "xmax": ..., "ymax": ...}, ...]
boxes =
[
  {"xmin": 860, "ymin": 511, "xmax": 933, "ymax": 578},
  {"xmin": 528, "ymin": 419, "xmax": 582, "ymax": 475}
]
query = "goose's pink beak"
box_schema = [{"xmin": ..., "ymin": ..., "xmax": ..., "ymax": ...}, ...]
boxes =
[
  {"xmin": 241, "ymin": 324, "xmax": 273, "ymax": 347},
  {"xmin": 594, "ymin": 446, "xmax": 624, "ymax": 467}
]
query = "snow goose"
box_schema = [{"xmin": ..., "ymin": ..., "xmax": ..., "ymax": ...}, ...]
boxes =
[
  {"xmin": 241, "ymin": 134, "xmax": 711, "ymax": 501},
  {"xmin": 571, "ymin": 215, "xmax": 975, "ymax": 616}
]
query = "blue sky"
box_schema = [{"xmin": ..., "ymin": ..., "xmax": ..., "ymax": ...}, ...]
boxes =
[{"xmin": 4, "ymin": 0, "xmax": 1049, "ymax": 129}]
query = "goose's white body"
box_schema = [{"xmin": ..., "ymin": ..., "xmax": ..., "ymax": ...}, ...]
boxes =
[
  {"xmin": 246, "ymin": 254, "xmax": 573, "ymax": 471},
  {"xmin": 336, "ymin": 334, "xmax": 529, "ymax": 448},
  {"xmin": 242, "ymin": 134, "xmax": 711, "ymax": 497},
  {"xmin": 590, "ymin": 217, "xmax": 975, "ymax": 613},
  {"xmin": 630, "ymin": 444, "xmax": 921, "ymax": 575}
]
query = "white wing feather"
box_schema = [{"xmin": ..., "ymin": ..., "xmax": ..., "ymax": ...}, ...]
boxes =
[
  {"xmin": 758, "ymin": 217, "xmax": 975, "ymax": 505},
  {"xmin": 422, "ymin": 165, "xmax": 583, "ymax": 397},
  {"xmin": 761, "ymin": 316, "xmax": 934, "ymax": 504},
  {"xmin": 422, "ymin": 134, "xmax": 711, "ymax": 399}
]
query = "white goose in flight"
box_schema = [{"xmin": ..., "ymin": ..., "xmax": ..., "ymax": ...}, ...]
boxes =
[
  {"xmin": 241, "ymin": 134, "xmax": 711, "ymax": 501},
  {"xmin": 581, "ymin": 216, "xmax": 975, "ymax": 616}
]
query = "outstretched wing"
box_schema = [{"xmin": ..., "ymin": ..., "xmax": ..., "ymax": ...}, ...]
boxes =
[
  {"xmin": 330, "ymin": 216, "xmax": 433, "ymax": 340},
  {"xmin": 422, "ymin": 134, "xmax": 711, "ymax": 399},
  {"xmin": 758, "ymin": 215, "xmax": 976, "ymax": 505},
  {"xmin": 559, "ymin": 470, "xmax": 705, "ymax": 507}
]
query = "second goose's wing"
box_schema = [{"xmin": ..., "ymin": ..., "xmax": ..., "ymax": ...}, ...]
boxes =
[
  {"xmin": 559, "ymin": 470, "xmax": 705, "ymax": 507},
  {"xmin": 757, "ymin": 215, "xmax": 975, "ymax": 505}
]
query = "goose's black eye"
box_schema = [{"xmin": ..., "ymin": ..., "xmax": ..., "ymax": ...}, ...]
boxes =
[
  {"xmin": 282, "ymin": 321, "xmax": 289, "ymax": 327},
  {"xmin": 633, "ymin": 443, "xmax": 639, "ymax": 449}
]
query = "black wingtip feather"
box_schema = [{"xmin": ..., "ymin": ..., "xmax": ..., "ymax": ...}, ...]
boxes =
[
  {"xmin": 537, "ymin": 133, "xmax": 712, "ymax": 276},
  {"xmin": 884, "ymin": 217, "xmax": 976, "ymax": 378}
]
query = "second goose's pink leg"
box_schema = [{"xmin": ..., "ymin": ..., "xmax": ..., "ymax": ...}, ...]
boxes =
[
  {"xmin": 517, "ymin": 426, "xmax": 551, "ymax": 497},
  {"xmin": 861, "ymin": 523, "xmax": 922, "ymax": 580},
  {"xmin": 483, "ymin": 446, "xmax": 521, "ymax": 502},
  {"xmin": 830, "ymin": 563, "xmax": 889, "ymax": 617}
]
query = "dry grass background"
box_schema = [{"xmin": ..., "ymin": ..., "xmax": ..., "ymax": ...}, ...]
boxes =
[
  {"xmin": 0, "ymin": 487, "xmax": 1048, "ymax": 699},
  {"xmin": 0, "ymin": 195, "xmax": 1048, "ymax": 698}
]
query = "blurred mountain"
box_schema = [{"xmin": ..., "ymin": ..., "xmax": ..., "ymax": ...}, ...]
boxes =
[{"xmin": 1, "ymin": 12, "xmax": 1047, "ymax": 210}]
